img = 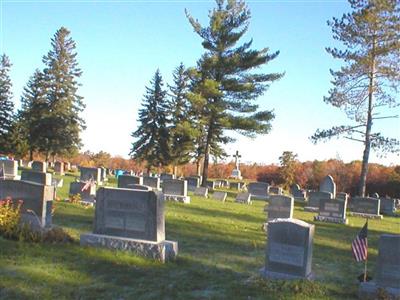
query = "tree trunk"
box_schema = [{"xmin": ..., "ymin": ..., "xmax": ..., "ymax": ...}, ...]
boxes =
[
  {"xmin": 173, "ymin": 165, "xmax": 178, "ymax": 177},
  {"xmin": 358, "ymin": 38, "xmax": 376, "ymax": 197},
  {"xmin": 201, "ymin": 124, "xmax": 213, "ymax": 187},
  {"xmin": 29, "ymin": 149, "xmax": 33, "ymax": 161},
  {"xmin": 196, "ymin": 157, "xmax": 202, "ymax": 176}
]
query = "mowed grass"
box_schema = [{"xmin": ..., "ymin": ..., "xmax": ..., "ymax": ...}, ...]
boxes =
[{"xmin": 0, "ymin": 175, "xmax": 399, "ymax": 299}]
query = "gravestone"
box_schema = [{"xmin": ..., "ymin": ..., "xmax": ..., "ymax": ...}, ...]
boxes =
[
  {"xmin": 261, "ymin": 218, "xmax": 314, "ymax": 280},
  {"xmin": 230, "ymin": 182, "xmax": 245, "ymax": 190},
  {"xmin": 336, "ymin": 192, "xmax": 349, "ymax": 202},
  {"xmin": 359, "ymin": 234, "xmax": 400, "ymax": 299},
  {"xmin": 54, "ymin": 161, "xmax": 64, "ymax": 175},
  {"xmin": 220, "ymin": 180, "xmax": 230, "ymax": 188},
  {"xmin": 126, "ymin": 184, "xmax": 152, "ymax": 191},
  {"xmin": 0, "ymin": 179, "xmax": 54, "ymax": 229},
  {"xmin": 69, "ymin": 181, "xmax": 96, "ymax": 203},
  {"xmin": 319, "ymin": 175, "xmax": 336, "ymax": 198},
  {"xmin": 143, "ymin": 176, "xmax": 161, "ymax": 190},
  {"xmin": 230, "ymin": 150, "xmax": 243, "ymax": 179},
  {"xmin": 32, "ymin": 161, "xmax": 47, "ymax": 173},
  {"xmin": 265, "ymin": 195, "xmax": 294, "ymax": 222},
  {"xmin": 314, "ymin": 198, "xmax": 348, "ymax": 224},
  {"xmin": 1, "ymin": 159, "xmax": 18, "ymax": 179},
  {"xmin": 80, "ymin": 187, "xmax": 178, "ymax": 262},
  {"xmin": 235, "ymin": 192, "xmax": 251, "ymax": 204},
  {"xmin": 248, "ymin": 182, "xmax": 269, "ymax": 200},
  {"xmin": 160, "ymin": 173, "xmax": 174, "ymax": 181},
  {"xmin": 99, "ymin": 167, "xmax": 107, "ymax": 182},
  {"xmin": 372, "ymin": 192, "xmax": 379, "ymax": 199},
  {"xmin": 118, "ymin": 175, "xmax": 143, "ymax": 188},
  {"xmin": 269, "ymin": 186, "xmax": 283, "ymax": 195},
  {"xmin": 212, "ymin": 191, "xmax": 227, "ymax": 202},
  {"xmin": 206, "ymin": 180, "xmax": 217, "ymax": 190},
  {"xmin": 21, "ymin": 170, "xmax": 52, "ymax": 186},
  {"xmin": 80, "ymin": 166, "xmax": 101, "ymax": 183},
  {"xmin": 349, "ymin": 197, "xmax": 382, "ymax": 219},
  {"xmin": 51, "ymin": 178, "xmax": 63, "ymax": 188},
  {"xmin": 64, "ymin": 162, "xmax": 71, "ymax": 172},
  {"xmin": 185, "ymin": 176, "xmax": 200, "ymax": 191},
  {"xmin": 291, "ymin": 184, "xmax": 306, "ymax": 202},
  {"xmin": 194, "ymin": 187, "xmax": 208, "ymax": 198},
  {"xmin": 379, "ymin": 197, "xmax": 396, "ymax": 216},
  {"xmin": 304, "ymin": 191, "xmax": 332, "ymax": 212},
  {"xmin": 162, "ymin": 179, "xmax": 190, "ymax": 203}
]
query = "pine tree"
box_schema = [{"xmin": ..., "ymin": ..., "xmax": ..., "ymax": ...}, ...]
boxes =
[
  {"xmin": 311, "ymin": 0, "xmax": 400, "ymax": 196},
  {"xmin": 168, "ymin": 63, "xmax": 198, "ymax": 175},
  {"xmin": 41, "ymin": 27, "xmax": 85, "ymax": 160},
  {"xmin": 18, "ymin": 69, "xmax": 48, "ymax": 160},
  {"xmin": 0, "ymin": 54, "xmax": 15, "ymax": 154},
  {"xmin": 279, "ymin": 151, "xmax": 298, "ymax": 190},
  {"xmin": 186, "ymin": 0, "xmax": 284, "ymax": 185},
  {"xmin": 130, "ymin": 70, "xmax": 170, "ymax": 170}
]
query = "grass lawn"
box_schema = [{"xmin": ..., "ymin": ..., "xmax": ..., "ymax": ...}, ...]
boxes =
[{"xmin": 0, "ymin": 174, "xmax": 399, "ymax": 299}]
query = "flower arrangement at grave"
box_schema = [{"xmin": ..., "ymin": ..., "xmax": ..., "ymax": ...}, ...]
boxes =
[{"xmin": 0, "ymin": 197, "xmax": 23, "ymax": 239}]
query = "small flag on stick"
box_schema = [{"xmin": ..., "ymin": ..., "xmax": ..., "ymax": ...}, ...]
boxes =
[
  {"xmin": 81, "ymin": 178, "xmax": 94, "ymax": 192},
  {"xmin": 352, "ymin": 220, "xmax": 368, "ymax": 262}
]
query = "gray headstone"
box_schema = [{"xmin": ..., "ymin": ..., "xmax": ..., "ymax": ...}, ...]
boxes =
[
  {"xmin": 1, "ymin": 159, "xmax": 18, "ymax": 179},
  {"xmin": 80, "ymin": 166, "xmax": 101, "ymax": 183},
  {"xmin": 0, "ymin": 179, "xmax": 54, "ymax": 229},
  {"xmin": 336, "ymin": 192, "xmax": 349, "ymax": 202},
  {"xmin": 314, "ymin": 198, "xmax": 348, "ymax": 224},
  {"xmin": 212, "ymin": 191, "xmax": 227, "ymax": 202},
  {"xmin": 379, "ymin": 197, "xmax": 396, "ymax": 215},
  {"xmin": 126, "ymin": 184, "xmax": 152, "ymax": 191},
  {"xmin": 266, "ymin": 195, "xmax": 294, "ymax": 221},
  {"xmin": 160, "ymin": 173, "xmax": 174, "ymax": 181},
  {"xmin": 248, "ymin": 182, "xmax": 269, "ymax": 200},
  {"xmin": 269, "ymin": 186, "xmax": 283, "ymax": 195},
  {"xmin": 349, "ymin": 197, "xmax": 382, "ymax": 219},
  {"xmin": 54, "ymin": 161, "xmax": 64, "ymax": 175},
  {"xmin": 32, "ymin": 161, "xmax": 47, "ymax": 173},
  {"xmin": 94, "ymin": 187, "xmax": 164, "ymax": 242},
  {"xmin": 162, "ymin": 179, "xmax": 187, "ymax": 197},
  {"xmin": 230, "ymin": 182, "xmax": 245, "ymax": 190},
  {"xmin": 206, "ymin": 180, "xmax": 217, "ymax": 190},
  {"xmin": 118, "ymin": 175, "xmax": 143, "ymax": 188},
  {"xmin": 359, "ymin": 234, "xmax": 400, "ymax": 299},
  {"xmin": 21, "ymin": 170, "xmax": 52, "ymax": 186},
  {"xmin": 235, "ymin": 192, "xmax": 251, "ymax": 204},
  {"xmin": 143, "ymin": 176, "xmax": 161, "ymax": 190},
  {"xmin": 319, "ymin": 175, "xmax": 336, "ymax": 198},
  {"xmin": 194, "ymin": 187, "xmax": 208, "ymax": 197},
  {"xmin": 185, "ymin": 176, "xmax": 200, "ymax": 191},
  {"xmin": 291, "ymin": 184, "xmax": 306, "ymax": 200},
  {"xmin": 305, "ymin": 191, "xmax": 332, "ymax": 212},
  {"xmin": 262, "ymin": 218, "xmax": 314, "ymax": 280},
  {"xmin": 69, "ymin": 181, "xmax": 96, "ymax": 200}
]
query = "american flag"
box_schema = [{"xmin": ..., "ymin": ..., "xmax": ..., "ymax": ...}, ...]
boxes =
[
  {"xmin": 352, "ymin": 220, "xmax": 368, "ymax": 262},
  {"xmin": 81, "ymin": 178, "xmax": 94, "ymax": 192}
]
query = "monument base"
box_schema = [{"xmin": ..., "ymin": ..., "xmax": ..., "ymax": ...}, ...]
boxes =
[
  {"xmin": 260, "ymin": 267, "xmax": 314, "ymax": 280},
  {"xmin": 294, "ymin": 197, "xmax": 306, "ymax": 203},
  {"xmin": 80, "ymin": 233, "xmax": 178, "ymax": 263},
  {"xmin": 164, "ymin": 195, "xmax": 191, "ymax": 204},
  {"xmin": 359, "ymin": 281, "xmax": 400, "ymax": 299},
  {"xmin": 314, "ymin": 215, "xmax": 348, "ymax": 224},
  {"xmin": 348, "ymin": 212, "xmax": 383, "ymax": 219},
  {"xmin": 230, "ymin": 169, "xmax": 242, "ymax": 180},
  {"xmin": 304, "ymin": 206, "xmax": 319, "ymax": 212}
]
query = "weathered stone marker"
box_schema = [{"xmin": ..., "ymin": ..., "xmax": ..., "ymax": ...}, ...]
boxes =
[
  {"xmin": 235, "ymin": 192, "xmax": 251, "ymax": 204},
  {"xmin": 80, "ymin": 187, "xmax": 178, "ymax": 262},
  {"xmin": 212, "ymin": 191, "xmax": 227, "ymax": 202},
  {"xmin": 143, "ymin": 176, "xmax": 161, "ymax": 190},
  {"xmin": 32, "ymin": 161, "xmax": 47, "ymax": 173},
  {"xmin": 314, "ymin": 198, "xmax": 348, "ymax": 224},
  {"xmin": 80, "ymin": 166, "xmax": 102, "ymax": 184},
  {"xmin": 379, "ymin": 197, "xmax": 396, "ymax": 216},
  {"xmin": 54, "ymin": 161, "xmax": 65, "ymax": 175},
  {"xmin": 319, "ymin": 175, "xmax": 336, "ymax": 198},
  {"xmin": 185, "ymin": 176, "xmax": 201, "ymax": 192},
  {"xmin": 0, "ymin": 179, "xmax": 54, "ymax": 229},
  {"xmin": 304, "ymin": 191, "xmax": 332, "ymax": 212},
  {"xmin": 359, "ymin": 234, "xmax": 400, "ymax": 299},
  {"xmin": 1, "ymin": 159, "xmax": 18, "ymax": 179},
  {"xmin": 265, "ymin": 195, "xmax": 294, "ymax": 221},
  {"xmin": 194, "ymin": 187, "xmax": 208, "ymax": 198},
  {"xmin": 21, "ymin": 170, "xmax": 52, "ymax": 186},
  {"xmin": 162, "ymin": 179, "xmax": 190, "ymax": 203},
  {"xmin": 118, "ymin": 175, "xmax": 143, "ymax": 188},
  {"xmin": 291, "ymin": 184, "xmax": 306, "ymax": 202},
  {"xmin": 261, "ymin": 218, "xmax": 314, "ymax": 280},
  {"xmin": 248, "ymin": 182, "xmax": 269, "ymax": 200},
  {"xmin": 349, "ymin": 197, "xmax": 382, "ymax": 219},
  {"xmin": 69, "ymin": 181, "xmax": 96, "ymax": 203}
]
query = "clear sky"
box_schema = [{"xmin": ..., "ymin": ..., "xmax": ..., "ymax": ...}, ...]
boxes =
[{"xmin": 2, "ymin": 0, "xmax": 399, "ymax": 165}]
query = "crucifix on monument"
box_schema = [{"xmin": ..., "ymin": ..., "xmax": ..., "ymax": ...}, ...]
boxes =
[{"xmin": 230, "ymin": 150, "xmax": 243, "ymax": 179}]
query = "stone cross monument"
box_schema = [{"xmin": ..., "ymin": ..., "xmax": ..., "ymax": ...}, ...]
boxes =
[{"xmin": 230, "ymin": 150, "xmax": 243, "ymax": 180}]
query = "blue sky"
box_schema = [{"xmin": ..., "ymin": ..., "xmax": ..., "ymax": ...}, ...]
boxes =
[{"xmin": 2, "ymin": 0, "xmax": 399, "ymax": 165}]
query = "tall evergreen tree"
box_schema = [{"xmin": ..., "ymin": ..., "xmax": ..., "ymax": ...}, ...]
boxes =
[
  {"xmin": 311, "ymin": 0, "xmax": 400, "ymax": 196},
  {"xmin": 186, "ymin": 0, "xmax": 284, "ymax": 185},
  {"xmin": 18, "ymin": 69, "xmax": 48, "ymax": 160},
  {"xmin": 130, "ymin": 70, "xmax": 170, "ymax": 170},
  {"xmin": 41, "ymin": 27, "xmax": 85, "ymax": 160},
  {"xmin": 168, "ymin": 63, "xmax": 198, "ymax": 175},
  {"xmin": 0, "ymin": 54, "xmax": 15, "ymax": 154}
]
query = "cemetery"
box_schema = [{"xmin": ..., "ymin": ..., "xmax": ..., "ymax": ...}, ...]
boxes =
[{"xmin": 0, "ymin": 0, "xmax": 399, "ymax": 298}]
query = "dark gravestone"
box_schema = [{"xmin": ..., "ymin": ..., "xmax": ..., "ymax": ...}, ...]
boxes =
[
  {"xmin": 359, "ymin": 234, "xmax": 400, "ymax": 299},
  {"xmin": 160, "ymin": 173, "xmax": 174, "ymax": 181},
  {"xmin": 143, "ymin": 176, "xmax": 161, "ymax": 190},
  {"xmin": 314, "ymin": 198, "xmax": 348, "ymax": 224},
  {"xmin": 162, "ymin": 179, "xmax": 190, "ymax": 203},
  {"xmin": 336, "ymin": 192, "xmax": 349, "ymax": 202},
  {"xmin": 265, "ymin": 195, "xmax": 294, "ymax": 221},
  {"xmin": 291, "ymin": 184, "xmax": 306, "ymax": 202},
  {"xmin": 126, "ymin": 184, "xmax": 152, "ymax": 191},
  {"xmin": 80, "ymin": 187, "xmax": 178, "ymax": 262},
  {"xmin": 185, "ymin": 176, "xmax": 201, "ymax": 192},
  {"xmin": 230, "ymin": 182, "xmax": 245, "ymax": 191},
  {"xmin": 118, "ymin": 175, "xmax": 143, "ymax": 188},
  {"xmin": 21, "ymin": 170, "xmax": 52, "ymax": 186},
  {"xmin": 206, "ymin": 180, "xmax": 217, "ymax": 190},
  {"xmin": 0, "ymin": 179, "xmax": 54, "ymax": 229},
  {"xmin": 235, "ymin": 192, "xmax": 251, "ymax": 204},
  {"xmin": 69, "ymin": 181, "xmax": 96, "ymax": 203},
  {"xmin": 1, "ymin": 159, "xmax": 18, "ymax": 179},
  {"xmin": 319, "ymin": 175, "xmax": 336, "ymax": 198},
  {"xmin": 194, "ymin": 187, "xmax": 208, "ymax": 198},
  {"xmin": 269, "ymin": 186, "xmax": 283, "ymax": 195},
  {"xmin": 379, "ymin": 197, "xmax": 396, "ymax": 216},
  {"xmin": 80, "ymin": 167, "xmax": 102, "ymax": 183},
  {"xmin": 54, "ymin": 161, "xmax": 64, "ymax": 175},
  {"xmin": 212, "ymin": 191, "xmax": 227, "ymax": 202},
  {"xmin": 32, "ymin": 161, "xmax": 47, "ymax": 173},
  {"xmin": 304, "ymin": 191, "xmax": 332, "ymax": 212},
  {"xmin": 261, "ymin": 218, "xmax": 314, "ymax": 280},
  {"xmin": 248, "ymin": 182, "xmax": 269, "ymax": 200},
  {"xmin": 349, "ymin": 197, "xmax": 382, "ymax": 219}
]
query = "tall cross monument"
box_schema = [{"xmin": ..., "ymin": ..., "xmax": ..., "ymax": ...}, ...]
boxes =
[{"xmin": 230, "ymin": 150, "xmax": 243, "ymax": 180}]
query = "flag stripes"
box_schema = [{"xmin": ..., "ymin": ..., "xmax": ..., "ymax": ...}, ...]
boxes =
[{"xmin": 351, "ymin": 220, "xmax": 368, "ymax": 262}]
